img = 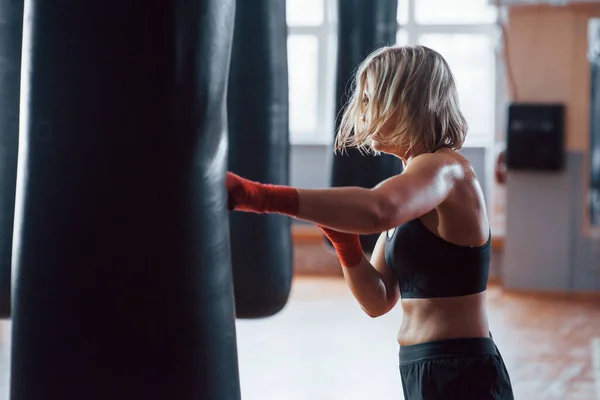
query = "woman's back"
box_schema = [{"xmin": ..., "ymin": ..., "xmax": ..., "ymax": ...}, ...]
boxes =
[{"xmin": 390, "ymin": 148, "xmax": 491, "ymax": 346}]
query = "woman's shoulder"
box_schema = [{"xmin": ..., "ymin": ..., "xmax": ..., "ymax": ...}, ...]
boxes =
[{"xmin": 408, "ymin": 149, "xmax": 475, "ymax": 181}]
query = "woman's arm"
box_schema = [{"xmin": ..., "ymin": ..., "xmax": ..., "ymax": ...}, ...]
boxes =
[
  {"xmin": 340, "ymin": 232, "xmax": 400, "ymax": 318},
  {"xmin": 320, "ymin": 227, "xmax": 399, "ymax": 317},
  {"xmin": 227, "ymin": 153, "xmax": 462, "ymax": 234},
  {"xmin": 297, "ymin": 154, "xmax": 461, "ymax": 233}
]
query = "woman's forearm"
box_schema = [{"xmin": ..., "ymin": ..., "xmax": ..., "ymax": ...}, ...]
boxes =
[
  {"xmin": 227, "ymin": 172, "xmax": 394, "ymax": 233},
  {"xmin": 341, "ymin": 256, "xmax": 392, "ymax": 318},
  {"xmin": 295, "ymin": 187, "xmax": 388, "ymax": 234}
]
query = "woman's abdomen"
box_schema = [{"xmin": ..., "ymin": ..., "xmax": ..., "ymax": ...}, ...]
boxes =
[{"xmin": 397, "ymin": 291, "xmax": 490, "ymax": 346}]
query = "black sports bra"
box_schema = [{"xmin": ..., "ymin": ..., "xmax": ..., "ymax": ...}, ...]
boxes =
[{"xmin": 384, "ymin": 218, "xmax": 491, "ymax": 299}]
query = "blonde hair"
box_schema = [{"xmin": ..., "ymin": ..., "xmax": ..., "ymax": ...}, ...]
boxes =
[{"xmin": 335, "ymin": 45, "xmax": 467, "ymax": 154}]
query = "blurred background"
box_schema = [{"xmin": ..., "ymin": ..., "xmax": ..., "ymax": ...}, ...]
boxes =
[
  {"xmin": 1, "ymin": 1, "xmax": 600, "ymax": 399},
  {"xmin": 232, "ymin": 1, "xmax": 600, "ymax": 399}
]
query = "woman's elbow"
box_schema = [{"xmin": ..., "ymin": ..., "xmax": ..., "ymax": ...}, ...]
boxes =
[
  {"xmin": 365, "ymin": 311, "xmax": 384, "ymax": 319},
  {"xmin": 370, "ymin": 195, "xmax": 399, "ymax": 232},
  {"xmin": 361, "ymin": 305, "xmax": 391, "ymax": 318}
]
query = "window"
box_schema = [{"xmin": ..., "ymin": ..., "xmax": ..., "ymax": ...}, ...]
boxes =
[
  {"xmin": 397, "ymin": 0, "xmax": 498, "ymax": 146},
  {"xmin": 286, "ymin": 0, "xmax": 499, "ymax": 146},
  {"xmin": 287, "ymin": 0, "xmax": 337, "ymax": 145},
  {"xmin": 287, "ymin": 35, "xmax": 320, "ymax": 134}
]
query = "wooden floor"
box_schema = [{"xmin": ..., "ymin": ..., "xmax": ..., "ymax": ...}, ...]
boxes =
[
  {"xmin": 235, "ymin": 277, "xmax": 600, "ymax": 400},
  {"xmin": 0, "ymin": 277, "xmax": 597, "ymax": 399}
]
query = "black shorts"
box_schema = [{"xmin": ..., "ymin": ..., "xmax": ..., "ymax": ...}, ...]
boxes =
[{"xmin": 399, "ymin": 336, "xmax": 514, "ymax": 400}]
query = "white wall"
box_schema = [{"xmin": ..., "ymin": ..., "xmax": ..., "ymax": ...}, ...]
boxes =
[{"xmin": 503, "ymin": 151, "xmax": 600, "ymax": 291}]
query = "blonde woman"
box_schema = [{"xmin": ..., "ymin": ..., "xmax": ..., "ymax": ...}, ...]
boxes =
[{"xmin": 227, "ymin": 45, "xmax": 514, "ymax": 399}]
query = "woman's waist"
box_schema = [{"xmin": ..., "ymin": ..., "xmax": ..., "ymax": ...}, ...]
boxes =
[
  {"xmin": 400, "ymin": 291, "xmax": 487, "ymax": 316},
  {"xmin": 397, "ymin": 297, "xmax": 489, "ymax": 346}
]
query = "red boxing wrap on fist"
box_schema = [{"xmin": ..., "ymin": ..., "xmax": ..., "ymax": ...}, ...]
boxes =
[
  {"xmin": 226, "ymin": 172, "xmax": 299, "ymax": 216},
  {"xmin": 319, "ymin": 225, "xmax": 364, "ymax": 267}
]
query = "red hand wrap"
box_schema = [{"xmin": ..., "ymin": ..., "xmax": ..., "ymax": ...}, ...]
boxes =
[
  {"xmin": 227, "ymin": 172, "xmax": 299, "ymax": 215},
  {"xmin": 319, "ymin": 225, "xmax": 364, "ymax": 267}
]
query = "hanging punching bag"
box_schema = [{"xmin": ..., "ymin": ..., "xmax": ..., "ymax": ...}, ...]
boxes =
[
  {"xmin": 0, "ymin": 0, "xmax": 24, "ymax": 318},
  {"xmin": 11, "ymin": 1, "xmax": 241, "ymax": 399},
  {"xmin": 227, "ymin": 0, "xmax": 292, "ymax": 318},
  {"xmin": 330, "ymin": 0, "xmax": 403, "ymax": 253}
]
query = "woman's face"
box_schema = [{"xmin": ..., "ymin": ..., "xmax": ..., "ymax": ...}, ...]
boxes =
[
  {"xmin": 369, "ymin": 115, "xmax": 408, "ymax": 159},
  {"xmin": 362, "ymin": 84, "xmax": 408, "ymax": 159}
]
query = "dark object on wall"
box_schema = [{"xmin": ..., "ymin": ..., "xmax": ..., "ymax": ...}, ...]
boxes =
[
  {"xmin": 506, "ymin": 103, "xmax": 565, "ymax": 172},
  {"xmin": 330, "ymin": 0, "xmax": 403, "ymax": 253},
  {"xmin": 227, "ymin": 0, "xmax": 292, "ymax": 318},
  {"xmin": 0, "ymin": 0, "xmax": 24, "ymax": 318},
  {"xmin": 10, "ymin": 1, "xmax": 241, "ymax": 399}
]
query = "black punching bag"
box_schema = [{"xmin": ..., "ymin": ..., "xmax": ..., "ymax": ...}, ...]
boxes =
[
  {"xmin": 331, "ymin": 0, "xmax": 403, "ymax": 252},
  {"xmin": 11, "ymin": 1, "xmax": 241, "ymax": 399},
  {"xmin": 0, "ymin": 0, "xmax": 24, "ymax": 318},
  {"xmin": 227, "ymin": 0, "xmax": 292, "ymax": 318}
]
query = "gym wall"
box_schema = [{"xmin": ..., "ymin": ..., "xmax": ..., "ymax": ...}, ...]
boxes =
[{"xmin": 502, "ymin": 4, "xmax": 600, "ymax": 291}]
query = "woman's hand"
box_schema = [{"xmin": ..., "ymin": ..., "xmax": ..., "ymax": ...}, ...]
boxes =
[
  {"xmin": 226, "ymin": 172, "xmax": 253, "ymax": 211},
  {"xmin": 226, "ymin": 172, "xmax": 299, "ymax": 215},
  {"xmin": 319, "ymin": 225, "xmax": 364, "ymax": 267}
]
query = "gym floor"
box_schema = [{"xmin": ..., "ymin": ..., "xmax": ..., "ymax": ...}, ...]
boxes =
[
  {"xmin": 235, "ymin": 277, "xmax": 600, "ymax": 400},
  {"xmin": 0, "ymin": 277, "xmax": 596, "ymax": 399}
]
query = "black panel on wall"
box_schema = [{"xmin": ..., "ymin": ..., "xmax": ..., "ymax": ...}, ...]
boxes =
[{"xmin": 506, "ymin": 103, "xmax": 565, "ymax": 172}]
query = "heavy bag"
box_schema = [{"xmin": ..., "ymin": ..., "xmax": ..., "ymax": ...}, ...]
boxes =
[
  {"xmin": 227, "ymin": 0, "xmax": 292, "ymax": 318},
  {"xmin": 0, "ymin": 0, "xmax": 24, "ymax": 318},
  {"xmin": 10, "ymin": 1, "xmax": 241, "ymax": 399},
  {"xmin": 330, "ymin": 0, "xmax": 403, "ymax": 253}
]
